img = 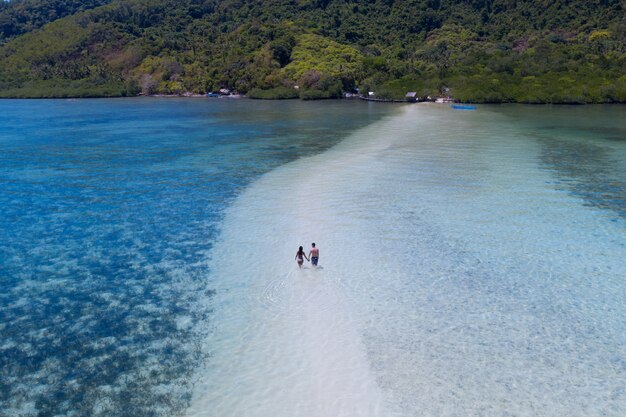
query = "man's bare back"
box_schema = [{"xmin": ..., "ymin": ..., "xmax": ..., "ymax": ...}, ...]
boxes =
[{"xmin": 309, "ymin": 243, "xmax": 319, "ymax": 266}]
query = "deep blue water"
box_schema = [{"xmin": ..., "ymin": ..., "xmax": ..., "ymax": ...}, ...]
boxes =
[{"xmin": 0, "ymin": 98, "xmax": 392, "ymax": 416}]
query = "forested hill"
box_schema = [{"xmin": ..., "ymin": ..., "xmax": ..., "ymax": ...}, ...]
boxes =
[
  {"xmin": 0, "ymin": 0, "xmax": 624, "ymax": 102},
  {"xmin": 0, "ymin": 0, "xmax": 112, "ymax": 39}
]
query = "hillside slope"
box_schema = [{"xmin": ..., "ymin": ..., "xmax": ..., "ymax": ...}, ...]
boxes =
[
  {"xmin": 0, "ymin": 0, "xmax": 624, "ymax": 102},
  {"xmin": 0, "ymin": 0, "xmax": 113, "ymax": 41}
]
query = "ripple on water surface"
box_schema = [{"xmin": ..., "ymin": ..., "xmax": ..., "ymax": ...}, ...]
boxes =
[
  {"xmin": 0, "ymin": 98, "xmax": 393, "ymax": 416},
  {"xmin": 188, "ymin": 104, "xmax": 625, "ymax": 417}
]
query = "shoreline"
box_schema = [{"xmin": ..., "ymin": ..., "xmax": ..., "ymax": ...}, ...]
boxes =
[
  {"xmin": 1, "ymin": 93, "xmax": 625, "ymax": 105},
  {"xmin": 1, "ymin": 95, "xmax": 624, "ymax": 106}
]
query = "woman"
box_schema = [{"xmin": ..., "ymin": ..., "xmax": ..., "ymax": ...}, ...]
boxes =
[{"xmin": 295, "ymin": 245, "xmax": 309, "ymax": 268}]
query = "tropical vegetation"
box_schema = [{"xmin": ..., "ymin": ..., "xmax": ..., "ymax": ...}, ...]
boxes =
[{"xmin": 0, "ymin": 0, "xmax": 624, "ymax": 102}]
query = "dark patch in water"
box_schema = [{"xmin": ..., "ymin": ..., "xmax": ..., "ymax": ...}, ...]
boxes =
[
  {"xmin": 539, "ymin": 125, "xmax": 626, "ymax": 142},
  {"xmin": 537, "ymin": 136, "xmax": 626, "ymax": 220}
]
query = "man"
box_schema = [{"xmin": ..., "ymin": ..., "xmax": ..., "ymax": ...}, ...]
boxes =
[{"xmin": 309, "ymin": 243, "xmax": 319, "ymax": 267}]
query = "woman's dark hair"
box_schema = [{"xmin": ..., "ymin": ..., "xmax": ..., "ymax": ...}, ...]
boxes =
[{"xmin": 298, "ymin": 246, "xmax": 303, "ymax": 252}]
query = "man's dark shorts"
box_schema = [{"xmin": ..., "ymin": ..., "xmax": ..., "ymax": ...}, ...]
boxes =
[{"xmin": 311, "ymin": 256, "xmax": 319, "ymax": 266}]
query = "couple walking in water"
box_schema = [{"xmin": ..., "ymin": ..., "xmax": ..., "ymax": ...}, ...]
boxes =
[{"xmin": 295, "ymin": 243, "xmax": 319, "ymax": 268}]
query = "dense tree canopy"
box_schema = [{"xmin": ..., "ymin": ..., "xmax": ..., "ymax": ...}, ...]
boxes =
[
  {"xmin": 0, "ymin": 0, "xmax": 624, "ymax": 102},
  {"xmin": 0, "ymin": 0, "xmax": 112, "ymax": 39}
]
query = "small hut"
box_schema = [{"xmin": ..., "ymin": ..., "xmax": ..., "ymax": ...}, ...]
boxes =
[{"xmin": 405, "ymin": 92, "xmax": 418, "ymax": 102}]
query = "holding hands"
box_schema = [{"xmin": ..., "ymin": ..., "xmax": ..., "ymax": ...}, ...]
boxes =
[{"xmin": 295, "ymin": 243, "xmax": 319, "ymax": 268}]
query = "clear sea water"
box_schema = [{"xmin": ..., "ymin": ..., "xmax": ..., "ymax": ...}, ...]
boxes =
[
  {"xmin": 1, "ymin": 99, "xmax": 625, "ymax": 417},
  {"xmin": 0, "ymin": 98, "xmax": 392, "ymax": 416}
]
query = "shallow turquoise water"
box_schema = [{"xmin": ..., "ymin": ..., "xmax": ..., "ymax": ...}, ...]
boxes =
[
  {"xmin": 185, "ymin": 104, "xmax": 625, "ymax": 417},
  {"xmin": 1, "ymin": 100, "xmax": 624, "ymax": 417},
  {"xmin": 0, "ymin": 98, "xmax": 392, "ymax": 416}
]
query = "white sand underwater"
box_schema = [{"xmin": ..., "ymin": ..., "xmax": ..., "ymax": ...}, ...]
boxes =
[{"xmin": 187, "ymin": 105, "xmax": 626, "ymax": 417}]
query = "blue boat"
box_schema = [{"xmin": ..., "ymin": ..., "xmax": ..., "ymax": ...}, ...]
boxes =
[
  {"xmin": 451, "ymin": 104, "xmax": 477, "ymax": 110},
  {"xmin": 206, "ymin": 92, "xmax": 220, "ymax": 97}
]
